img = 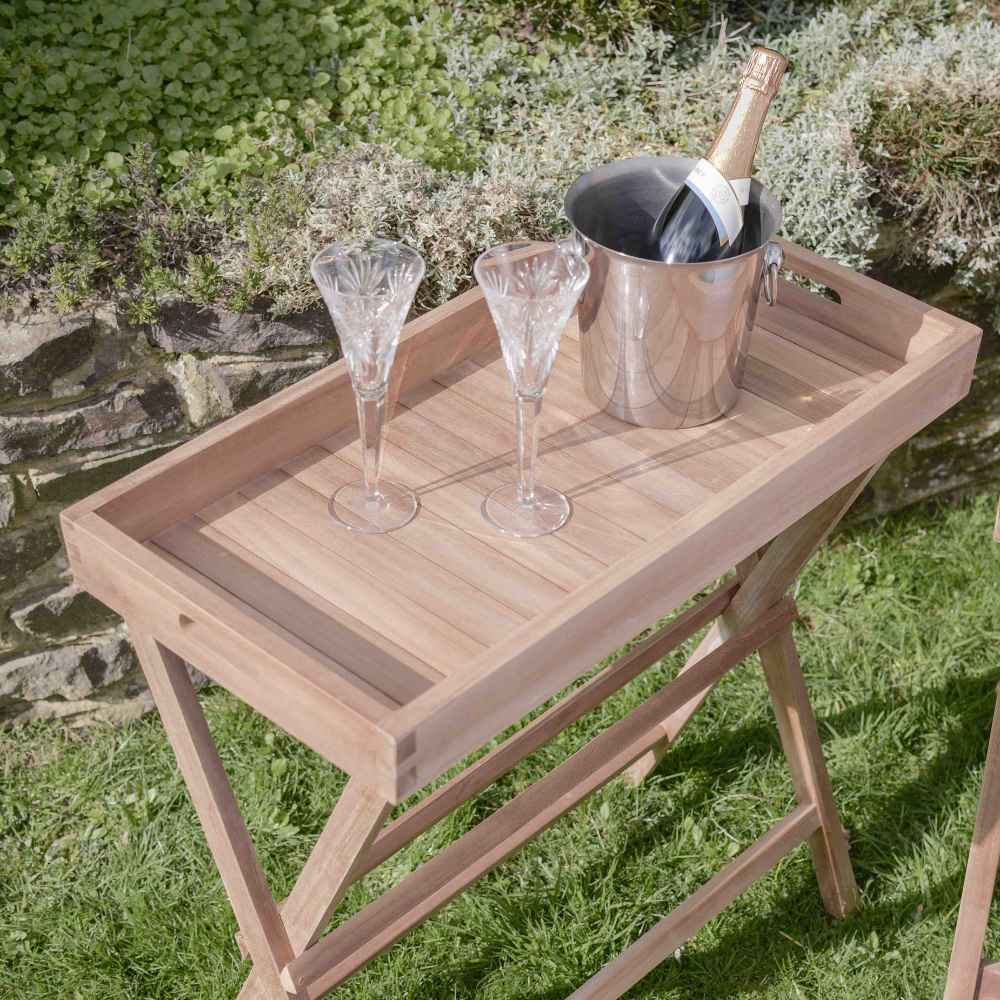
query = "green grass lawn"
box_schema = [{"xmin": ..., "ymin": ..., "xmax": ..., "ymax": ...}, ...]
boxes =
[{"xmin": 3, "ymin": 492, "xmax": 1000, "ymax": 1000}]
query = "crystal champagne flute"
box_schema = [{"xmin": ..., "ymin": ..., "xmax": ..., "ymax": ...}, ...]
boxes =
[
  {"xmin": 311, "ymin": 238, "xmax": 425, "ymax": 533},
  {"xmin": 474, "ymin": 241, "xmax": 590, "ymax": 538}
]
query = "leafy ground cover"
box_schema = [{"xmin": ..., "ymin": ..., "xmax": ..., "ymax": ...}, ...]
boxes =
[
  {"xmin": 0, "ymin": 0, "xmax": 705, "ymax": 223},
  {"xmin": 3, "ymin": 491, "xmax": 999, "ymax": 999},
  {"xmin": 2, "ymin": 1, "xmax": 996, "ymax": 331},
  {"xmin": 0, "ymin": 0, "xmax": 495, "ymax": 192}
]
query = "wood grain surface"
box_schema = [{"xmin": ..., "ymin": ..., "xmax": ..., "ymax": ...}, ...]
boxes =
[{"xmin": 62, "ymin": 240, "xmax": 982, "ymax": 800}]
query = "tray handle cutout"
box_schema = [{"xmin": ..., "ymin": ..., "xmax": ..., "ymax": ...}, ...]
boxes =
[
  {"xmin": 774, "ymin": 239, "xmax": 855, "ymax": 312},
  {"xmin": 771, "ymin": 236, "xmax": 961, "ymax": 364},
  {"xmin": 177, "ymin": 612, "xmax": 242, "ymax": 676}
]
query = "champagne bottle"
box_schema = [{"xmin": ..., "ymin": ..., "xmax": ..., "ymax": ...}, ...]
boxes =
[{"xmin": 651, "ymin": 47, "xmax": 787, "ymax": 264}]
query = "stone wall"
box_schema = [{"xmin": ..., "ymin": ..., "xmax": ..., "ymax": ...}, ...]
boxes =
[
  {"xmin": 0, "ymin": 289, "xmax": 996, "ymax": 726},
  {"xmin": 0, "ymin": 301, "xmax": 335, "ymax": 724}
]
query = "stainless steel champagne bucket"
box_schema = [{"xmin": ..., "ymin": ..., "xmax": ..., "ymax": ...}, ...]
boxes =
[{"xmin": 564, "ymin": 157, "xmax": 783, "ymax": 428}]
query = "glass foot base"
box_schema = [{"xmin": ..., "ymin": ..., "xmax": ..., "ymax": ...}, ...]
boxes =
[
  {"xmin": 481, "ymin": 483, "xmax": 571, "ymax": 538},
  {"xmin": 328, "ymin": 480, "xmax": 418, "ymax": 533}
]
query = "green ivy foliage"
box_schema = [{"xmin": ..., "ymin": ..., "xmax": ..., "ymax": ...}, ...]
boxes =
[
  {"xmin": 482, "ymin": 0, "xmax": 709, "ymax": 45},
  {"xmin": 0, "ymin": 0, "xmax": 499, "ymax": 223}
]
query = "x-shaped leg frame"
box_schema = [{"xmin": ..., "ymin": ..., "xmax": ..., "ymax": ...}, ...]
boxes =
[
  {"xmin": 619, "ymin": 462, "xmax": 884, "ymax": 916},
  {"xmin": 129, "ymin": 465, "xmax": 880, "ymax": 1000}
]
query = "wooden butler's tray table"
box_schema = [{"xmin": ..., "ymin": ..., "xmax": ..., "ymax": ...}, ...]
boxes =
[{"xmin": 63, "ymin": 240, "xmax": 981, "ymax": 1000}]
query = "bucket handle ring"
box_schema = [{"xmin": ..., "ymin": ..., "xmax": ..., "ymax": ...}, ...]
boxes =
[{"xmin": 760, "ymin": 241, "xmax": 784, "ymax": 307}]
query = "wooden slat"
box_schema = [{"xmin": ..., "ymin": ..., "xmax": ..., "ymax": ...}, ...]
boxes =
[
  {"xmin": 516, "ymin": 358, "xmax": 775, "ymax": 487},
  {"xmin": 476, "ymin": 344, "xmax": 781, "ymax": 491},
  {"xmin": 547, "ymin": 347, "xmax": 785, "ymax": 469},
  {"xmin": 721, "ymin": 388, "xmax": 818, "ymax": 449},
  {"xmin": 567, "ymin": 802, "xmax": 820, "ymax": 1000},
  {"xmin": 199, "ymin": 488, "xmax": 484, "ymax": 672},
  {"xmin": 317, "ymin": 430, "xmax": 600, "ymax": 590},
  {"xmin": 453, "ymin": 355, "xmax": 731, "ymax": 506},
  {"xmin": 750, "ymin": 327, "xmax": 881, "ymax": 404},
  {"xmin": 155, "ymin": 516, "xmax": 440, "ymax": 705},
  {"xmin": 552, "ymin": 332, "xmax": 581, "ymax": 361},
  {"xmin": 742, "ymin": 357, "xmax": 846, "ymax": 424},
  {"xmin": 400, "ymin": 379, "xmax": 668, "ymax": 549},
  {"xmin": 755, "ymin": 303, "xmax": 902, "ymax": 380},
  {"xmin": 239, "ymin": 468, "xmax": 550, "ymax": 633},
  {"xmin": 437, "ymin": 360, "xmax": 717, "ymax": 517},
  {"xmin": 551, "ymin": 363, "xmax": 779, "ymax": 481},
  {"xmin": 385, "ymin": 401, "xmax": 627, "ymax": 571},
  {"xmin": 284, "ymin": 443, "xmax": 574, "ymax": 609},
  {"xmin": 328, "ymin": 404, "xmax": 611, "ymax": 583},
  {"xmin": 281, "ymin": 596, "xmax": 798, "ymax": 996}
]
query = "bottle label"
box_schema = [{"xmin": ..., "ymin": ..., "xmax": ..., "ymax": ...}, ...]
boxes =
[
  {"xmin": 731, "ymin": 177, "xmax": 751, "ymax": 206},
  {"xmin": 684, "ymin": 159, "xmax": 744, "ymax": 246}
]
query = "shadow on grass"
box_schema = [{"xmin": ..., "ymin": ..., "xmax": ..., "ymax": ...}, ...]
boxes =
[{"xmin": 372, "ymin": 663, "xmax": 998, "ymax": 999}]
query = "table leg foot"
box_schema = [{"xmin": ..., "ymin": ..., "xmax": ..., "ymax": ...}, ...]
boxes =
[
  {"xmin": 237, "ymin": 779, "xmax": 393, "ymax": 999},
  {"xmin": 758, "ymin": 624, "xmax": 857, "ymax": 917}
]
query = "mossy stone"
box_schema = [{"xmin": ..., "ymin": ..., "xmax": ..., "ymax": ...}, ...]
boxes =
[
  {"xmin": 0, "ymin": 374, "xmax": 184, "ymax": 464},
  {"xmin": 0, "ymin": 313, "xmax": 95, "ymax": 402},
  {"xmin": 0, "ymin": 520, "xmax": 62, "ymax": 589},
  {"xmin": 10, "ymin": 584, "xmax": 119, "ymax": 642}
]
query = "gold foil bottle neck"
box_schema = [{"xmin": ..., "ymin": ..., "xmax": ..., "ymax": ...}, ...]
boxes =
[
  {"xmin": 739, "ymin": 47, "xmax": 788, "ymax": 98},
  {"xmin": 704, "ymin": 47, "xmax": 787, "ymax": 180}
]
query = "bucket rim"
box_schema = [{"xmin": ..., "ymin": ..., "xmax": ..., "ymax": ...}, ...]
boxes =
[{"xmin": 563, "ymin": 155, "xmax": 783, "ymax": 269}]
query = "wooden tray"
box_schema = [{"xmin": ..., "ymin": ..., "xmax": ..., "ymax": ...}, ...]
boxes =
[{"xmin": 62, "ymin": 239, "xmax": 980, "ymax": 804}]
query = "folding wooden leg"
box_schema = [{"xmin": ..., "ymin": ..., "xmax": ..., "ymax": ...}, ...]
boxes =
[
  {"xmin": 130, "ymin": 463, "xmax": 883, "ymax": 999},
  {"xmin": 232, "ymin": 579, "xmax": 738, "ymax": 981},
  {"xmin": 279, "ymin": 598, "xmax": 801, "ymax": 999},
  {"xmin": 561, "ymin": 616, "xmax": 857, "ymax": 1000},
  {"xmin": 623, "ymin": 462, "xmax": 883, "ymax": 787},
  {"xmin": 944, "ymin": 683, "xmax": 1000, "ymax": 1000},
  {"xmin": 129, "ymin": 626, "xmax": 295, "ymax": 1000},
  {"xmin": 237, "ymin": 780, "xmax": 393, "ymax": 1000},
  {"xmin": 757, "ymin": 624, "xmax": 857, "ymax": 916}
]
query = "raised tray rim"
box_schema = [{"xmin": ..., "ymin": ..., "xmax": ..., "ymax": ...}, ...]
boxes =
[{"xmin": 61, "ymin": 240, "xmax": 982, "ymax": 802}]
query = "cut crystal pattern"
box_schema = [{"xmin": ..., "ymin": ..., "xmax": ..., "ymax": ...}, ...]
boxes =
[{"xmin": 474, "ymin": 241, "xmax": 589, "ymax": 538}]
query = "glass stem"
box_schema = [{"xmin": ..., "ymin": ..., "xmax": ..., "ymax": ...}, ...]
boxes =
[
  {"xmin": 356, "ymin": 387, "xmax": 387, "ymax": 505},
  {"xmin": 515, "ymin": 393, "xmax": 542, "ymax": 507}
]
